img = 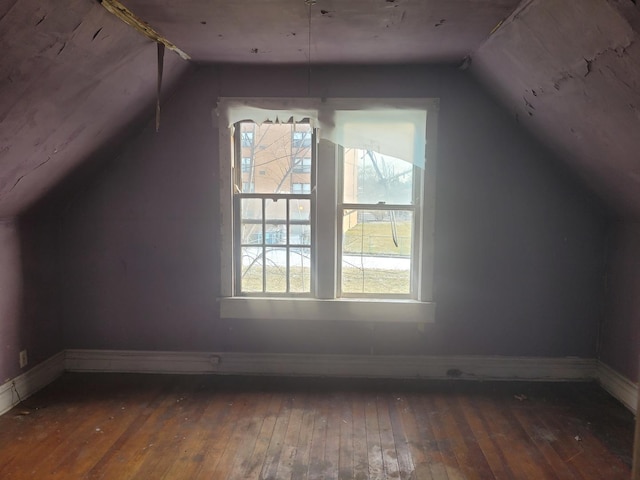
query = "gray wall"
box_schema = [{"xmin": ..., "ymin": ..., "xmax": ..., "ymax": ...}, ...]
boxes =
[
  {"xmin": 0, "ymin": 221, "xmax": 24, "ymax": 382},
  {"xmin": 0, "ymin": 214, "xmax": 61, "ymax": 382},
  {"xmin": 600, "ymin": 221, "xmax": 640, "ymax": 382},
  {"xmin": 57, "ymin": 65, "xmax": 607, "ymax": 359}
]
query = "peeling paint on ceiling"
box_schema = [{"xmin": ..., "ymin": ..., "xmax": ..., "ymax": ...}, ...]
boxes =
[
  {"xmin": 0, "ymin": 0, "xmax": 519, "ymax": 218},
  {"xmin": 1, "ymin": 0, "xmax": 639, "ymax": 221},
  {"xmin": 0, "ymin": 0, "xmax": 188, "ymax": 217},
  {"xmin": 121, "ymin": 0, "xmax": 521, "ymax": 64},
  {"xmin": 98, "ymin": 0, "xmax": 191, "ymax": 60},
  {"xmin": 472, "ymin": 0, "xmax": 640, "ymax": 218}
]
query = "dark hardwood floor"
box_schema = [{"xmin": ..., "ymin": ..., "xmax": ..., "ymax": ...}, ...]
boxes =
[{"xmin": 0, "ymin": 373, "xmax": 634, "ymax": 479}]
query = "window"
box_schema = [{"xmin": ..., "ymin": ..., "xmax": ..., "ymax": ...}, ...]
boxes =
[
  {"xmin": 292, "ymin": 182, "xmax": 311, "ymax": 194},
  {"xmin": 241, "ymin": 131, "xmax": 254, "ymax": 147},
  {"xmin": 292, "ymin": 130, "xmax": 312, "ymax": 148},
  {"xmin": 293, "ymin": 157, "xmax": 312, "ymax": 173},
  {"xmin": 218, "ymin": 98, "xmax": 437, "ymax": 322}
]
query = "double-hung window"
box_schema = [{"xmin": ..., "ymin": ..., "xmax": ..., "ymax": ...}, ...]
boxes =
[{"xmin": 218, "ymin": 98, "xmax": 437, "ymax": 322}]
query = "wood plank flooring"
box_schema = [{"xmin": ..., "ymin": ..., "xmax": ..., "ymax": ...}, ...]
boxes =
[{"xmin": 0, "ymin": 373, "xmax": 633, "ymax": 479}]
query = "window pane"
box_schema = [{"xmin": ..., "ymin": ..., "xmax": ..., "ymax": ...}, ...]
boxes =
[
  {"xmin": 341, "ymin": 209, "xmax": 412, "ymax": 295},
  {"xmin": 238, "ymin": 122, "xmax": 312, "ymax": 194},
  {"xmin": 240, "ymin": 247, "xmax": 263, "ymax": 293},
  {"xmin": 290, "ymin": 248, "xmax": 311, "ymax": 292},
  {"xmin": 241, "ymin": 131, "xmax": 254, "ymax": 147},
  {"xmin": 265, "ymin": 198, "xmax": 286, "ymax": 220},
  {"xmin": 292, "ymin": 183, "xmax": 311, "ymax": 194},
  {"xmin": 290, "ymin": 199, "xmax": 310, "ymax": 246},
  {"xmin": 343, "ymin": 148, "xmax": 414, "ymax": 205},
  {"xmin": 241, "ymin": 198, "xmax": 262, "ymax": 220},
  {"xmin": 293, "ymin": 130, "xmax": 312, "ymax": 148},
  {"xmin": 293, "ymin": 157, "xmax": 311, "ymax": 173},
  {"xmin": 265, "ymin": 248, "xmax": 287, "ymax": 293},
  {"xmin": 241, "ymin": 223, "xmax": 262, "ymax": 245},
  {"xmin": 290, "ymin": 199, "xmax": 310, "ymax": 221},
  {"xmin": 290, "ymin": 225, "xmax": 311, "ymax": 246},
  {"xmin": 265, "ymin": 223, "xmax": 286, "ymax": 245}
]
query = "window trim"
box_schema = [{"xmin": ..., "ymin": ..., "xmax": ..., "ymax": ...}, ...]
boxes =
[{"xmin": 218, "ymin": 98, "xmax": 438, "ymax": 322}]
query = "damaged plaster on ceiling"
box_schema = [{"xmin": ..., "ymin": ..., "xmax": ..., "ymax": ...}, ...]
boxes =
[
  {"xmin": 118, "ymin": 0, "xmax": 522, "ymax": 64},
  {"xmin": 472, "ymin": 0, "xmax": 640, "ymax": 218},
  {"xmin": 1, "ymin": 0, "xmax": 639, "ymax": 222},
  {"xmin": 0, "ymin": 0, "xmax": 188, "ymax": 218},
  {"xmin": 0, "ymin": 0, "xmax": 521, "ymax": 219}
]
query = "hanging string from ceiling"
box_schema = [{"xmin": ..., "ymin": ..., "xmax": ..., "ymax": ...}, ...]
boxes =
[
  {"xmin": 156, "ymin": 43, "xmax": 165, "ymax": 132},
  {"xmin": 98, "ymin": 0, "xmax": 190, "ymax": 134},
  {"xmin": 305, "ymin": 0, "xmax": 316, "ymax": 96}
]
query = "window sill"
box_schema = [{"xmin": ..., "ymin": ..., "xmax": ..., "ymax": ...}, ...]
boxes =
[{"xmin": 218, "ymin": 297, "xmax": 436, "ymax": 323}]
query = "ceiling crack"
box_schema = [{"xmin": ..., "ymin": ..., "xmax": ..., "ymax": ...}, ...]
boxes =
[
  {"xmin": 584, "ymin": 38, "xmax": 634, "ymax": 65},
  {"xmin": 0, "ymin": 157, "xmax": 51, "ymax": 198}
]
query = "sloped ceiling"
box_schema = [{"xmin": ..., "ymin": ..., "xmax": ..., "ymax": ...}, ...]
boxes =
[
  {"xmin": 1, "ymin": 0, "xmax": 639, "ymax": 219},
  {"xmin": 0, "ymin": 0, "xmax": 521, "ymax": 218},
  {"xmin": 472, "ymin": 0, "xmax": 640, "ymax": 219},
  {"xmin": 0, "ymin": 0, "xmax": 187, "ymax": 218}
]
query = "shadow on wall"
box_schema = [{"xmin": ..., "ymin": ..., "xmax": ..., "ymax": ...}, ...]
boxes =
[
  {"xmin": 40, "ymin": 65, "xmax": 609, "ymax": 360},
  {"xmin": 0, "ymin": 220, "xmax": 23, "ymax": 382}
]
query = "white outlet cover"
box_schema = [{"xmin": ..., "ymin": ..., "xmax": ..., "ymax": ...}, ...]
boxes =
[{"xmin": 19, "ymin": 350, "xmax": 27, "ymax": 368}]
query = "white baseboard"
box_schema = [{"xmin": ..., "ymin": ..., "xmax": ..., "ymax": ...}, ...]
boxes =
[
  {"xmin": 64, "ymin": 349, "xmax": 598, "ymax": 381},
  {"xmin": 0, "ymin": 352, "xmax": 65, "ymax": 416},
  {"xmin": 65, "ymin": 349, "xmax": 220, "ymax": 374},
  {"xmin": 3, "ymin": 351, "xmax": 637, "ymax": 417},
  {"xmin": 597, "ymin": 361, "xmax": 638, "ymax": 413}
]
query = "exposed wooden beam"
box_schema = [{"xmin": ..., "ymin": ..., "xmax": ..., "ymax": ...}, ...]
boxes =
[{"xmin": 99, "ymin": 0, "xmax": 190, "ymax": 61}]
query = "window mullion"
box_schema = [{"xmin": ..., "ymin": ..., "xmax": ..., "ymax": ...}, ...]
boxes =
[
  {"xmin": 261, "ymin": 198, "xmax": 266, "ymax": 293},
  {"xmin": 315, "ymin": 139, "xmax": 337, "ymax": 299},
  {"xmin": 286, "ymin": 198, "xmax": 290, "ymax": 294}
]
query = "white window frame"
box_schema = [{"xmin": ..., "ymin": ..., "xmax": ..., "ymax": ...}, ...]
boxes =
[{"xmin": 218, "ymin": 98, "xmax": 438, "ymax": 323}]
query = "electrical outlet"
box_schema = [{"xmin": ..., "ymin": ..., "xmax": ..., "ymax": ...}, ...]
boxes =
[{"xmin": 19, "ymin": 350, "xmax": 28, "ymax": 368}]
